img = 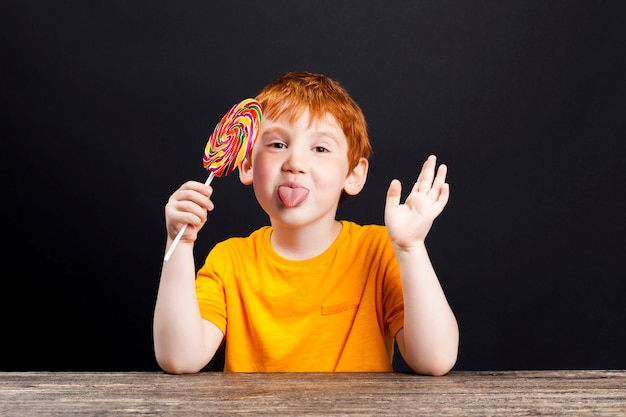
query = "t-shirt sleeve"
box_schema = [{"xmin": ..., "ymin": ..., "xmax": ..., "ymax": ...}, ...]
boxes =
[
  {"xmin": 195, "ymin": 244, "xmax": 228, "ymax": 334},
  {"xmin": 380, "ymin": 230, "xmax": 405, "ymax": 339}
]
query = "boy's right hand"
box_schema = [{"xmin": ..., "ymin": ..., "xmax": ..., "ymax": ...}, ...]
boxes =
[{"xmin": 165, "ymin": 181, "xmax": 214, "ymax": 243}]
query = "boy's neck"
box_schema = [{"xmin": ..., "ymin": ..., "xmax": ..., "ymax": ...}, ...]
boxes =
[{"xmin": 269, "ymin": 220, "xmax": 343, "ymax": 260}]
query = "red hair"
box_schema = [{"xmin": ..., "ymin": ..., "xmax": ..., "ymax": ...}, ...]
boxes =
[{"xmin": 255, "ymin": 71, "xmax": 373, "ymax": 172}]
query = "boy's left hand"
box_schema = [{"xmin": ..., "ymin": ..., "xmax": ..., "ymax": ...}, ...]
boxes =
[{"xmin": 384, "ymin": 155, "xmax": 449, "ymax": 249}]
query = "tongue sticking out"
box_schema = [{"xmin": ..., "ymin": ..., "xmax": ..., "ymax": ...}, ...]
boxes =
[{"xmin": 278, "ymin": 186, "xmax": 309, "ymax": 208}]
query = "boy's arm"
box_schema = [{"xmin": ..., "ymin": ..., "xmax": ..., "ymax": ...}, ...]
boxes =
[
  {"xmin": 153, "ymin": 181, "xmax": 224, "ymax": 374},
  {"xmin": 393, "ymin": 244, "xmax": 458, "ymax": 376},
  {"xmin": 384, "ymin": 155, "xmax": 459, "ymax": 376}
]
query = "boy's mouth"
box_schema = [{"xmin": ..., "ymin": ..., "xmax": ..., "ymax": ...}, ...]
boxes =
[{"xmin": 278, "ymin": 184, "xmax": 309, "ymax": 208}]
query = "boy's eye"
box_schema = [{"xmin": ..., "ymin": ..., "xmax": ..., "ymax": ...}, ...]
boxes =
[
  {"xmin": 314, "ymin": 146, "xmax": 329, "ymax": 153},
  {"xmin": 271, "ymin": 143, "xmax": 286, "ymax": 149}
]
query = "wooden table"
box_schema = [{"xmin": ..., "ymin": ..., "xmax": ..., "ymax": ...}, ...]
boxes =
[{"xmin": 1, "ymin": 370, "xmax": 624, "ymax": 416}]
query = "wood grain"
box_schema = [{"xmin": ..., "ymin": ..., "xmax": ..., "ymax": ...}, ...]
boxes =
[{"xmin": 1, "ymin": 370, "xmax": 624, "ymax": 416}]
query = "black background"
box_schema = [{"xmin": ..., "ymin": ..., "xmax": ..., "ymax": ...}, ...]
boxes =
[{"xmin": 2, "ymin": 1, "xmax": 625, "ymax": 372}]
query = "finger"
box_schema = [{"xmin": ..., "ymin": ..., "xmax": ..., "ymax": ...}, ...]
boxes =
[
  {"xmin": 436, "ymin": 163, "xmax": 448, "ymax": 182},
  {"xmin": 176, "ymin": 181, "xmax": 213, "ymax": 200},
  {"xmin": 166, "ymin": 200, "xmax": 206, "ymax": 228},
  {"xmin": 180, "ymin": 200, "xmax": 210, "ymax": 225},
  {"xmin": 385, "ymin": 179, "xmax": 402, "ymax": 210},
  {"xmin": 431, "ymin": 182, "xmax": 450, "ymax": 215},
  {"xmin": 417, "ymin": 155, "xmax": 437, "ymax": 193},
  {"xmin": 181, "ymin": 179, "xmax": 211, "ymax": 190},
  {"xmin": 173, "ymin": 188, "xmax": 214, "ymax": 211},
  {"xmin": 411, "ymin": 159, "xmax": 427, "ymax": 194},
  {"xmin": 428, "ymin": 164, "xmax": 448, "ymax": 199}
]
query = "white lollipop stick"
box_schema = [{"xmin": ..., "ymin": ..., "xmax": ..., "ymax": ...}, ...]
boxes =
[
  {"xmin": 163, "ymin": 171, "xmax": 215, "ymax": 261},
  {"xmin": 162, "ymin": 98, "xmax": 262, "ymax": 262}
]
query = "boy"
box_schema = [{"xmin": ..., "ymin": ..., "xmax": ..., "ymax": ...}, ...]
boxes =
[{"xmin": 153, "ymin": 71, "xmax": 458, "ymax": 375}]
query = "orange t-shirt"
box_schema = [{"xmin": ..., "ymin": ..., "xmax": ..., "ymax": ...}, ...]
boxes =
[{"xmin": 196, "ymin": 220, "xmax": 404, "ymax": 372}]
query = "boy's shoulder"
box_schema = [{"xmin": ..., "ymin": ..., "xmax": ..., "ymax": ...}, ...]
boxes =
[
  {"xmin": 209, "ymin": 226, "xmax": 270, "ymax": 253},
  {"xmin": 340, "ymin": 220, "xmax": 389, "ymax": 244},
  {"xmin": 336, "ymin": 221, "xmax": 395, "ymax": 261}
]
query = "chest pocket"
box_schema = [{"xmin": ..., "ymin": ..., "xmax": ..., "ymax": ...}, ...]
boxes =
[{"xmin": 321, "ymin": 297, "xmax": 361, "ymax": 315}]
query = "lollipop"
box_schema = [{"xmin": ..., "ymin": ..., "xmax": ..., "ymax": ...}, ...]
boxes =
[
  {"xmin": 203, "ymin": 98, "xmax": 262, "ymax": 177},
  {"xmin": 164, "ymin": 98, "xmax": 262, "ymax": 261}
]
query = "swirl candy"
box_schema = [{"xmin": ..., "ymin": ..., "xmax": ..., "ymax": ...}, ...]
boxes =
[
  {"xmin": 203, "ymin": 98, "xmax": 262, "ymax": 177},
  {"xmin": 164, "ymin": 98, "xmax": 263, "ymax": 261}
]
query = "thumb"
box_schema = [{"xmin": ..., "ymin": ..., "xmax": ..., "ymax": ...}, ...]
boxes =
[{"xmin": 385, "ymin": 179, "xmax": 402, "ymax": 211}]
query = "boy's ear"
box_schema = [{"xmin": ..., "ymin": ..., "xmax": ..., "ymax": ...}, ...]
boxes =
[
  {"xmin": 343, "ymin": 157, "xmax": 369, "ymax": 196},
  {"xmin": 238, "ymin": 156, "xmax": 253, "ymax": 185}
]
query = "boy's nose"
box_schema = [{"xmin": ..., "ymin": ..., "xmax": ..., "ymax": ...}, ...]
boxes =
[{"xmin": 282, "ymin": 148, "xmax": 309, "ymax": 174}]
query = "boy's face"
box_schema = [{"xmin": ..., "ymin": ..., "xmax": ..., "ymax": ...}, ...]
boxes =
[{"xmin": 239, "ymin": 108, "xmax": 367, "ymax": 229}]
